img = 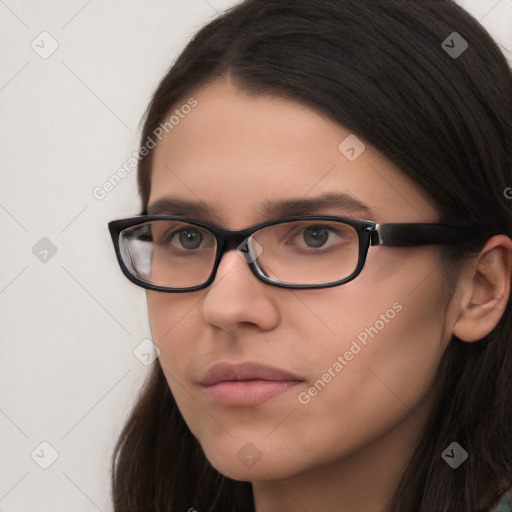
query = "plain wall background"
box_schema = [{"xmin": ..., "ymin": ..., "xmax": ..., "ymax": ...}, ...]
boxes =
[{"xmin": 0, "ymin": 1, "xmax": 510, "ymax": 510}]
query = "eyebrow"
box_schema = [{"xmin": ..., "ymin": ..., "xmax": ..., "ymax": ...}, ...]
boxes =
[{"xmin": 146, "ymin": 192, "xmax": 376, "ymax": 222}]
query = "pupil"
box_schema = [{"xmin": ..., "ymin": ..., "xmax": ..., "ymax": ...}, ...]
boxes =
[{"xmin": 304, "ymin": 226, "xmax": 328, "ymax": 248}]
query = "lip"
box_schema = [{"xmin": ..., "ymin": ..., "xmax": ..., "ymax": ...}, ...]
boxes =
[{"xmin": 199, "ymin": 361, "xmax": 304, "ymax": 407}]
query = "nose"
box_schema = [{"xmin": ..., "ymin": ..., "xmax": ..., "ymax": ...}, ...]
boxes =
[{"xmin": 201, "ymin": 244, "xmax": 280, "ymax": 332}]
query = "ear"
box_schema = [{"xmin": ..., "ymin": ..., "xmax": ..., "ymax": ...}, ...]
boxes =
[{"xmin": 452, "ymin": 235, "xmax": 512, "ymax": 342}]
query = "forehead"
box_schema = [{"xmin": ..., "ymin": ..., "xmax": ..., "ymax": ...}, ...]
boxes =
[{"xmin": 148, "ymin": 77, "xmax": 437, "ymax": 228}]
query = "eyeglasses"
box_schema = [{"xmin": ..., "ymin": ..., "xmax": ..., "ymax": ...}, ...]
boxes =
[{"xmin": 108, "ymin": 214, "xmax": 482, "ymax": 292}]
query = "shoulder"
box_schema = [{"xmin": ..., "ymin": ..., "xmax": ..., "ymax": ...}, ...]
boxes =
[{"xmin": 488, "ymin": 487, "xmax": 512, "ymax": 512}]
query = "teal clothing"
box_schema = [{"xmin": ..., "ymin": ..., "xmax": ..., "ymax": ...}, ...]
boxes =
[{"xmin": 489, "ymin": 488, "xmax": 512, "ymax": 512}]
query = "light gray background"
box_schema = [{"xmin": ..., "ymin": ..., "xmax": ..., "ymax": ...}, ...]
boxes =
[{"xmin": 0, "ymin": 1, "xmax": 510, "ymax": 510}]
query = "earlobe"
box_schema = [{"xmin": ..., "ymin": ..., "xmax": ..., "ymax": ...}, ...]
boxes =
[{"xmin": 452, "ymin": 235, "xmax": 512, "ymax": 343}]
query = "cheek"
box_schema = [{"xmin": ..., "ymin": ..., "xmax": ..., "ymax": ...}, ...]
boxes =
[
  {"xmin": 290, "ymin": 259, "xmax": 449, "ymax": 460},
  {"xmin": 147, "ymin": 289, "xmax": 205, "ymax": 338},
  {"xmin": 146, "ymin": 291, "xmax": 204, "ymax": 379},
  {"xmin": 315, "ymin": 251, "xmax": 447, "ymax": 390}
]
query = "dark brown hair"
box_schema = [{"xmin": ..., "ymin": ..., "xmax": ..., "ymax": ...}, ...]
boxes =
[{"xmin": 111, "ymin": 1, "xmax": 512, "ymax": 510}]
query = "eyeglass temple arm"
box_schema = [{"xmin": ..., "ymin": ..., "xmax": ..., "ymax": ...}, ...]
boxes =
[{"xmin": 370, "ymin": 223, "xmax": 483, "ymax": 246}]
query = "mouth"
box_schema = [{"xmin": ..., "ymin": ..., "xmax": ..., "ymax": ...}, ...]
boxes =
[{"xmin": 199, "ymin": 361, "xmax": 304, "ymax": 407}]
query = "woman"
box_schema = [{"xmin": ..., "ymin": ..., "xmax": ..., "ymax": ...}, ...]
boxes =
[{"xmin": 108, "ymin": 1, "xmax": 512, "ymax": 510}]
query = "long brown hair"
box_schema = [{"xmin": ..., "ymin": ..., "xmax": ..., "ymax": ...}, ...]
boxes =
[{"xmin": 111, "ymin": 1, "xmax": 512, "ymax": 510}]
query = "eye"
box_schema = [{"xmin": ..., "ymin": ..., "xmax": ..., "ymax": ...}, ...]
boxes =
[
  {"xmin": 301, "ymin": 225, "xmax": 333, "ymax": 248},
  {"xmin": 285, "ymin": 223, "xmax": 354, "ymax": 251},
  {"xmin": 160, "ymin": 226, "xmax": 214, "ymax": 250}
]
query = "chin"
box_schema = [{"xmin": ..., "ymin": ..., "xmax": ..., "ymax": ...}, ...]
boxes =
[
  {"xmin": 207, "ymin": 456, "xmax": 301, "ymax": 483},
  {"xmin": 199, "ymin": 436, "xmax": 311, "ymax": 482}
]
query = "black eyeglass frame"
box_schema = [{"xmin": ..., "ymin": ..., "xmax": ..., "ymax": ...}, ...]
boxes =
[{"xmin": 108, "ymin": 214, "xmax": 482, "ymax": 293}]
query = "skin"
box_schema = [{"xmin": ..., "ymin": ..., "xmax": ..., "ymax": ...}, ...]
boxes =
[{"xmin": 145, "ymin": 76, "xmax": 512, "ymax": 512}]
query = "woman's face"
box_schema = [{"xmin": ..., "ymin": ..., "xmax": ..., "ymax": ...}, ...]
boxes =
[{"xmin": 146, "ymin": 77, "xmax": 456, "ymax": 481}]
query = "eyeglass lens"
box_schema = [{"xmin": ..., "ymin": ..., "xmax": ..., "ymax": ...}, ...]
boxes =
[{"xmin": 118, "ymin": 219, "xmax": 360, "ymax": 288}]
